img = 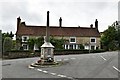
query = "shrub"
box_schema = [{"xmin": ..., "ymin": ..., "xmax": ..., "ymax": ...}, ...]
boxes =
[
  {"xmin": 3, "ymin": 37, "xmax": 13, "ymax": 55},
  {"xmin": 28, "ymin": 38, "xmax": 35, "ymax": 51}
]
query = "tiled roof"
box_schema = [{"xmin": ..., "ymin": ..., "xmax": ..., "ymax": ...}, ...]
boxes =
[{"xmin": 16, "ymin": 25, "xmax": 100, "ymax": 37}]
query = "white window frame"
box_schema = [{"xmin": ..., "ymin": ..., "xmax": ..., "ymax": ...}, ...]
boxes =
[
  {"xmin": 70, "ymin": 37, "xmax": 76, "ymax": 43},
  {"xmin": 22, "ymin": 44, "xmax": 28, "ymax": 50},
  {"xmin": 90, "ymin": 37, "xmax": 96, "ymax": 43},
  {"xmin": 22, "ymin": 36, "xmax": 29, "ymax": 42}
]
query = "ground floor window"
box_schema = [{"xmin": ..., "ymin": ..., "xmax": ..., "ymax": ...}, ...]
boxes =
[
  {"xmin": 64, "ymin": 44, "xmax": 79, "ymax": 50},
  {"xmin": 22, "ymin": 44, "xmax": 28, "ymax": 50},
  {"xmin": 64, "ymin": 44, "xmax": 97, "ymax": 50}
]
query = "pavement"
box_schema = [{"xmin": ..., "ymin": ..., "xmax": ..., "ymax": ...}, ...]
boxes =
[{"xmin": 1, "ymin": 51, "xmax": 119, "ymax": 79}]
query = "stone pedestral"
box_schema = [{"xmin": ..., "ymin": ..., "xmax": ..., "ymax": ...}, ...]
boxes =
[{"xmin": 40, "ymin": 42, "xmax": 54, "ymax": 63}]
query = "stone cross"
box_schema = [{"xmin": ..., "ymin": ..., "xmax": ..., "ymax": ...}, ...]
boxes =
[
  {"xmin": 46, "ymin": 11, "xmax": 50, "ymax": 42},
  {"xmin": 41, "ymin": 11, "xmax": 54, "ymax": 62}
]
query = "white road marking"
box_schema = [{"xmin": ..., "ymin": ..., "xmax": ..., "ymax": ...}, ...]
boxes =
[
  {"xmin": 113, "ymin": 66, "xmax": 120, "ymax": 73},
  {"xmin": 42, "ymin": 70, "xmax": 48, "ymax": 73},
  {"xmin": 57, "ymin": 74, "xmax": 67, "ymax": 78},
  {"xmin": 28, "ymin": 65, "xmax": 34, "ymax": 69},
  {"xmin": 30, "ymin": 67, "xmax": 74, "ymax": 79},
  {"xmin": 50, "ymin": 72, "xmax": 57, "ymax": 75},
  {"xmin": 33, "ymin": 64, "xmax": 39, "ymax": 67},
  {"xmin": 37, "ymin": 69, "xmax": 42, "ymax": 72},
  {"xmin": 66, "ymin": 76, "xmax": 73, "ymax": 79},
  {"xmin": 31, "ymin": 63, "xmax": 35, "ymax": 65},
  {"xmin": 57, "ymin": 59, "xmax": 62, "ymax": 61},
  {"xmin": 100, "ymin": 56, "xmax": 107, "ymax": 61},
  {"xmin": 64, "ymin": 59, "xmax": 69, "ymax": 61},
  {"xmin": 70, "ymin": 58, "xmax": 76, "ymax": 60}
]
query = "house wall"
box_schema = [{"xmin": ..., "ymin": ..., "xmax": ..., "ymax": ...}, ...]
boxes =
[
  {"xmin": 52, "ymin": 36, "xmax": 100, "ymax": 45},
  {"xmin": 50, "ymin": 36, "xmax": 101, "ymax": 50},
  {"xmin": 17, "ymin": 35, "xmax": 101, "ymax": 50},
  {"xmin": 77, "ymin": 37, "xmax": 100, "ymax": 47}
]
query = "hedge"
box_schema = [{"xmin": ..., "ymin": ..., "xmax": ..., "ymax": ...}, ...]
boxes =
[{"xmin": 2, "ymin": 49, "xmax": 106, "ymax": 59}]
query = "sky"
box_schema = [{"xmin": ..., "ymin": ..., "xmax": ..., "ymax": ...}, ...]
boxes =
[{"xmin": 0, "ymin": 0, "xmax": 119, "ymax": 34}]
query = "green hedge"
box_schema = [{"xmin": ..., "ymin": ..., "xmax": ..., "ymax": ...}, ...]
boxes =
[
  {"xmin": 3, "ymin": 49, "xmax": 106, "ymax": 59},
  {"xmin": 10, "ymin": 50, "xmax": 31, "ymax": 52},
  {"xmin": 54, "ymin": 49, "xmax": 106, "ymax": 55}
]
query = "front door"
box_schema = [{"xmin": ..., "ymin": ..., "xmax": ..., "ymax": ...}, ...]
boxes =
[{"xmin": 91, "ymin": 46, "xmax": 95, "ymax": 50}]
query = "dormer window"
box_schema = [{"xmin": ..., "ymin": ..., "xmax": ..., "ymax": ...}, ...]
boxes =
[
  {"xmin": 22, "ymin": 36, "xmax": 29, "ymax": 42},
  {"xmin": 70, "ymin": 37, "xmax": 76, "ymax": 43}
]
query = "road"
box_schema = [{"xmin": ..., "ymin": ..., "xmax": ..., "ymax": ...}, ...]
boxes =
[{"xmin": 2, "ymin": 51, "xmax": 119, "ymax": 79}]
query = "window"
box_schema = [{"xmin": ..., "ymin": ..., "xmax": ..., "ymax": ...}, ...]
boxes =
[
  {"xmin": 90, "ymin": 37, "xmax": 96, "ymax": 43},
  {"xmin": 70, "ymin": 45, "xmax": 73, "ymax": 49},
  {"xmin": 22, "ymin": 36, "xmax": 29, "ymax": 42},
  {"xmin": 22, "ymin": 44, "xmax": 28, "ymax": 50},
  {"xmin": 91, "ymin": 39, "xmax": 95, "ymax": 42},
  {"xmin": 70, "ymin": 37, "xmax": 76, "ymax": 43}
]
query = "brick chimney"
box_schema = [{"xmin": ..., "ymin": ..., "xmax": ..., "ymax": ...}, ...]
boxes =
[
  {"xmin": 59, "ymin": 17, "xmax": 62, "ymax": 27},
  {"xmin": 17, "ymin": 16, "xmax": 21, "ymax": 30},
  {"xmin": 90, "ymin": 24, "xmax": 93, "ymax": 28},
  {"xmin": 95, "ymin": 19, "xmax": 98, "ymax": 29}
]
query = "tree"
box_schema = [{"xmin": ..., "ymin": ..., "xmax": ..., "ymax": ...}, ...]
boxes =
[
  {"xmin": 50, "ymin": 37, "xmax": 65, "ymax": 49},
  {"xmin": 28, "ymin": 38, "xmax": 35, "ymax": 51},
  {"xmin": 117, "ymin": 29, "xmax": 120, "ymax": 49},
  {"xmin": 35, "ymin": 37, "xmax": 44, "ymax": 50},
  {"xmin": 101, "ymin": 25, "xmax": 117, "ymax": 51},
  {"xmin": 12, "ymin": 40, "xmax": 17, "ymax": 50},
  {"xmin": 3, "ymin": 37, "xmax": 13, "ymax": 55},
  {"xmin": 9, "ymin": 31, "xmax": 14, "ymax": 39},
  {"xmin": 79, "ymin": 44, "xmax": 84, "ymax": 49},
  {"xmin": 2, "ymin": 32, "xmax": 14, "ymax": 52},
  {"xmin": 2, "ymin": 31, "xmax": 14, "ymax": 41},
  {"xmin": 28, "ymin": 37, "xmax": 65, "ymax": 50}
]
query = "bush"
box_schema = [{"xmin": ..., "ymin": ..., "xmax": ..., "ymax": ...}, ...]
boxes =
[
  {"xmin": 10, "ymin": 50, "xmax": 30, "ymax": 52},
  {"xmin": 90, "ymin": 49, "xmax": 106, "ymax": 53},
  {"xmin": 3, "ymin": 49, "xmax": 106, "ymax": 59},
  {"xmin": 3, "ymin": 37, "xmax": 13, "ymax": 55},
  {"xmin": 28, "ymin": 38, "xmax": 35, "ymax": 51},
  {"xmin": 54, "ymin": 49, "xmax": 106, "ymax": 55}
]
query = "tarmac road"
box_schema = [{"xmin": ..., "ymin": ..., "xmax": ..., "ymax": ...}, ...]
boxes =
[{"xmin": 2, "ymin": 51, "xmax": 119, "ymax": 79}]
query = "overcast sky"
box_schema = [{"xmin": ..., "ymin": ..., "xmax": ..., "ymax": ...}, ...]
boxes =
[{"xmin": 0, "ymin": 0, "xmax": 119, "ymax": 34}]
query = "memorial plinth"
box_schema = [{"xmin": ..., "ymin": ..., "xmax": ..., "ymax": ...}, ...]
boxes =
[
  {"xmin": 41, "ymin": 42, "xmax": 54, "ymax": 62},
  {"xmin": 29, "ymin": 11, "xmax": 62, "ymax": 68}
]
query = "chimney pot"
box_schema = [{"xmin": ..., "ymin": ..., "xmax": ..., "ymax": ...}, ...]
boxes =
[
  {"xmin": 90, "ymin": 24, "xmax": 93, "ymax": 28},
  {"xmin": 21, "ymin": 22, "xmax": 26, "ymax": 25},
  {"xmin": 59, "ymin": 17, "xmax": 62, "ymax": 27},
  {"xmin": 95, "ymin": 19, "xmax": 98, "ymax": 29}
]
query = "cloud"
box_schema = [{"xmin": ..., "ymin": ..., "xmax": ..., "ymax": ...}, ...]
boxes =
[
  {"xmin": 0, "ymin": 1, "xmax": 42, "ymax": 32},
  {"xmin": 0, "ymin": 0, "xmax": 118, "ymax": 33}
]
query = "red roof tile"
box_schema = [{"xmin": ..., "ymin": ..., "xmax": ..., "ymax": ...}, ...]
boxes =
[{"xmin": 16, "ymin": 25, "xmax": 100, "ymax": 37}]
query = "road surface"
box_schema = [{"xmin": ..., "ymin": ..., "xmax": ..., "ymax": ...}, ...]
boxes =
[{"xmin": 2, "ymin": 51, "xmax": 119, "ymax": 79}]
